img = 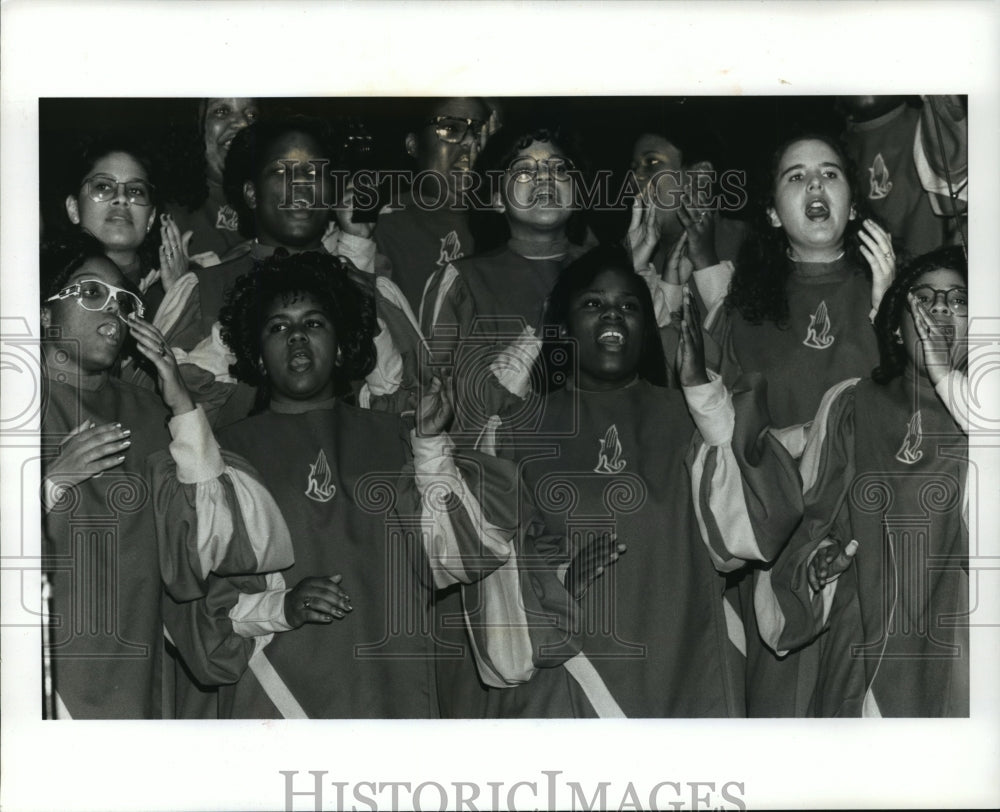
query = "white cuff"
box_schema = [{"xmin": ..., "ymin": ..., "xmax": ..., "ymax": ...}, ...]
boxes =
[
  {"xmin": 364, "ymin": 319, "xmax": 405, "ymax": 396},
  {"xmin": 682, "ymin": 372, "xmax": 734, "ymax": 447},
  {"xmin": 168, "ymin": 405, "xmax": 225, "ymax": 484},
  {"xmin": 336, "ymin": 231, "xmax": 377, "ymax": 275},
  {"xmin": 229, "ymin": 573, "xmax": 294, "ymax": 638},
  {"xmin": 411, "ymin": 429, "xmax": 456, "ymax": 495},
  {"xmin": 692, "ymin": 260, "xmax": 735, "ymax": 313}
]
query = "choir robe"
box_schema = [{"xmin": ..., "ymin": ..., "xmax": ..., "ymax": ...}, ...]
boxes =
[
  {"xmin": 458, "ymin": 375, "xmax": 802, "ymax": 717},
  {"xmin": 706, "ymin": 255, "xmax": 881, "ymax": 717},
  {"xmin": 40, "ymin": 370, "xmax": 288, "ymax": 718},
  {"xmin": 376, "ymin": 190, "xmax": 474, "ymax": 318},
  {"xmin": 149, "ymin": 399, "xmax": 516, "ymax": 718},
  {"xmin": 761, "ymin": 374, "xmax": 968, "ymax": 717}
]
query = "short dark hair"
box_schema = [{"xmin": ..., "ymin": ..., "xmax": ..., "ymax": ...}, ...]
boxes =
[
  {"xmin": 222, "ymin": 115, "xmax": 342, "ymax": 237},
  {"xmin": 539, "ymin": 243, "xmax": 668, "ymax": 390},
  {"xmin": 872, "ymin": 245, "xmax": 968, "ymax": 384},
  {"xmin": 218, "ymin": 251, "xmax": 378, "ymax": 404}
]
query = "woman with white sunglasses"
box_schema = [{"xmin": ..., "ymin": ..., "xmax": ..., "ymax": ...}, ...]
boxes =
[{"xmin": 40, "ymin": 232, "xmax": 290, "ymax": 718}]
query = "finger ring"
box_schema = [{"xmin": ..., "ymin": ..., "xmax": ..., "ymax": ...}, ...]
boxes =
[
  {"xmin": 159, "ymin": 344, "xmax": 167, "ymax": 357},
  {"xmin": 303, "ymin": 598, "xmax": 311, "ymax": 609}
]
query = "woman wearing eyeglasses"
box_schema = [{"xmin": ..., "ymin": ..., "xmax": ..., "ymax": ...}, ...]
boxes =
[
  {"xmin": 62, "ymin": 136, "xmax": 187, "ymax": 321},
  {"xmin": 415, "ymin": 122, "xmax": 598, "ymax": 717},
  {"xmin": 40, "ymin": 231, "xmax": 290, "ymax": 718},
  {"xmin": 762, "ymin": 246, "xmax": 969, "ymax": 716},
  {"xmin": 376, "ymin": 97, "xmax": 491, "ymax": 317},
  {"xmin": 160, "ymin": 98, "xmax": 262, "ymax": 269}
]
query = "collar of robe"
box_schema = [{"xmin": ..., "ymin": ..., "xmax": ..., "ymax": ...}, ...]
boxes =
[
  {"xmin": 268, "ymin": 395, "xmax": 339, "ymax": 414},
  {"xmin": 508, "ymin": 235, "xmax": 571, "ymax": 261}
]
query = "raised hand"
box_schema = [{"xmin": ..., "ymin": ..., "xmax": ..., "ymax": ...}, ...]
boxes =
[
  {"xmin": 45, "ymin": 420, "xmax": 131, "ymax": 486},
  {"xmin": 626, "ymin": 185, "xmax": 661, "ymax": 272},
  {"xmin": 564, "ymin": 534, "xmax": 627, "ymax": 601},
  {"xmin": 858, "ymin": 219, "xmax": 896, "ymax": 312},
  {"xmin": 333, "ymin": 181, "xmax": 375, "ymax": 240},
  {"xmin": 416, "ymin": 372, "xmax": 455, "ymax": 437},
  {"xmin": 908, "ymin": 292, "xmax": 954, "ymax": 387},
  {"xmin": 663, "ymin": 231, "xmax": 692, "ymax": 286},
  {"xmin": 807, "ymin": 539, "xmax": 859, "ymax": 592},
  {"xmin": 158, "ymin": 214, "xmax": 192, "ymax": 291},
  {"xmin": 126, "ymin": 314, "xmax": 194, "ymax": 416},
  {"xmin": 676, "ymin": 286, "xmax": 709, "ymax": 387},
  {"xmin": 677, "ymin": 193, "xmax": 719, "ymax": 271},
  {"xmin": 284, "ymin": 574, "xmax": 353, "ymax": 628}
]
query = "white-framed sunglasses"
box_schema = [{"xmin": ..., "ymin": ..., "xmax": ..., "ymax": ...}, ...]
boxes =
[{"xmin": 45, "ymin": 278, "xmax": 145, "ymax": 321}]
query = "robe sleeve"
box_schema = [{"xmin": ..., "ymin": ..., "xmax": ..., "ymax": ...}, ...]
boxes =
[
  {"xmin": 410, "ymin": 428, "xmax": 578, "ymax": 687},
  {"xmin": 161, "ymin": 573, "xmax": 263, "ymax": 685},
  {"xmin": 756, "ymin": 379, "xmax": 860, "ymax": 656},
  {"xmin": 148, "ymin": 406, "xmax": 295, "ymax": 602},
  {"xmin": 686, "ymin": 372, "xmax": 804, "ymax": 572}
]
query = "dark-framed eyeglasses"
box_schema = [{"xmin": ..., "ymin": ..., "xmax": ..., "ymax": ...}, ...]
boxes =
[
  {"xmin": 81, "ymin": 175, "xmax": 155, "ymax": 206},
  {"xmin": 45, "ymin": 279, "xmax": 145, "ymax": 320},
  {"xmin": 909, "ymin": 285, "xmax": 968, "ymax": 316},
  {"xmin": 425, "ymin": 116, "xmax": 486, "ymax": 144},
  {"xmin": 507, "ymin": 157, "xmax": 576, "ymax": 184}
]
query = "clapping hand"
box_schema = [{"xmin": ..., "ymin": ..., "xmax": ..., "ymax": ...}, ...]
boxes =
[
  {"xmin": 807, "ymin": 539, "xmax": 859, "ymax": 592},
  {"xmin": 564, "ymin": 534, "xmax": 627, "ymax": 601},
  {"xmin": 284, "ymin": 574, "xmax": 353, "ymax": 628}
]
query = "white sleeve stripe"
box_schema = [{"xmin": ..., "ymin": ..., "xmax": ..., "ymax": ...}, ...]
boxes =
[
  {"xmin": 247, "ymin": 648, "xmax": 309, "ymax": 718},
  {"xmin": 151, "ymin": 271, "xmax": 199, "ymax": 337},
  {"xmin": 753, "ymin": 568, "xmax": 788, "ymax": 657},
  {"xmin": 429, "ymin": 264, "xmax": 460, "ymax": 334},
  {"xmin": 862, "ymin": 687, "xmax": 883, "ymax": 718},
  {"xmin": 54, "ymin": 691, "xmax": 74, "ymax": 720},
  {"xmin": 705, "ymin": 449, "xmax": 765, "ymax": 562},
  {"xmin": 690, "ymin": 444, "xmax": 743, "ymax": 572},
  {"xmin": 226, "ymin": 467, "xmax": 294, "ymax": 574},
  {"xmin": 723, "ymin": 597, "xmax": 747, "ymax": 658},
  {"xmin": 800, "ymin": 379, "xmax": 860, "ymax": 495},
  {"xmin": 563, "ymin": 653, "xmax": 627, "ymax": 718},
  {"xmin": 413, "ymin": 432, "xmax": 513, "ymax": 585},
  {"xmin": 479, "ymin": 556, "xmax": 536, "ymax": 685}
]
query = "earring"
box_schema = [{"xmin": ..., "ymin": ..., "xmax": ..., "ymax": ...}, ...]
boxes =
[
  {"xmin": 257, "ymin": 359, "xmax": 267, "ymax": 376},
  {"xmin": 893, "ymin": 328, "xmax": 903, "ymax": 344},
  {"xmin": 335, "ymin": 349, "xmax": 343, "ymax": 365}
]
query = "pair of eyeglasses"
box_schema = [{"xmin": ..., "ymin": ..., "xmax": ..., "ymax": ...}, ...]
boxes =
[
  {"xmin": 507, "ymin": 158, "xmax": 576, "ymax": 184},
  {"xmin": 45, "ymin": 279, "xmax": 145, "ymax": 321},
  {"xmin": 910, "ymin": 285, "xmax": 968, "ymax": 316},
  {"xmin": 81, "ymin": 175, "xmax": 155, "ymax": 206},
  {"xmin": 425, "ymin": 116, "xmax": 486, "ymax": 144}
]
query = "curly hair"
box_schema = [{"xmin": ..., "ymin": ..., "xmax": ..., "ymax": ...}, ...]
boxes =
[
  {"xmin": 726, "ymin": 132, "xmax": 881, "ymax": 327},
  {"xmin": 222, "ymin": 115, "xmax": 342, "ymax": 239},
  {"xmin": 872, "ymin": 245, "xmax": 967, "ymax": 384},
  {"xmin": 472, "ymin": 123, "xmax": 591, "ymax": 251},
  {"xmin": 40, "ymin": 231, "xmax": 123, "ymax": 300},
  {"xmin": 538, "ymin": 243, "xmax": 668, "ymax": 392},
  {"xmin": 218, "ymin": 251, "xmax": 378, "ymax": 405}
]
